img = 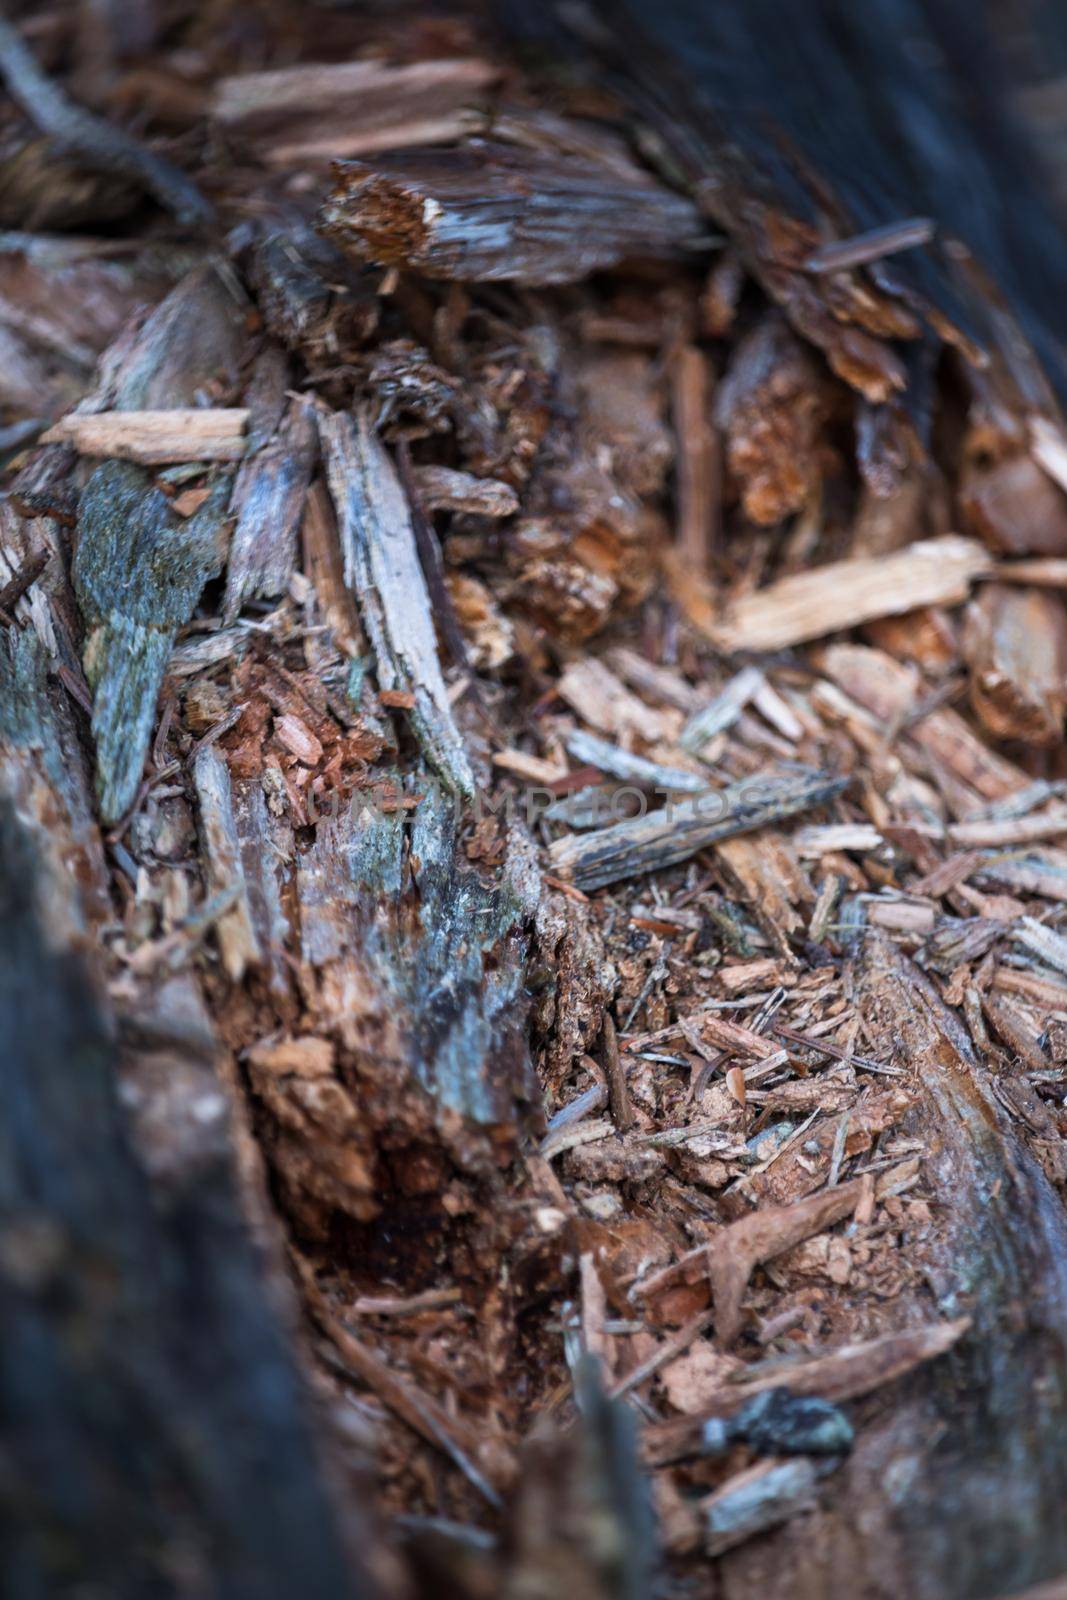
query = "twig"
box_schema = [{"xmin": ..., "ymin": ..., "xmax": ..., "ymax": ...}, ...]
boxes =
[
  {"xmin": 0, "ymin": 11, "xmax": 213, "ymax": 226},
  {"xmin": 0, "ymin": 548, "xmax": 47, "ymax": 625},
  {"xmin": 608, "ymin": 1307, "xmax": 715, "ymax": 1399},
  {"xmin": 803, "ymin": 216, "xmax": 935, "ymax": 274},
  {"xmin": 602, "ymin": 1012, "xmax": 633, "ymax": 1132}
]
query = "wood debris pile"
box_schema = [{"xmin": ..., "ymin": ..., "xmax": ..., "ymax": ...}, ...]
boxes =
[{"xmin": 4, "ymin": 3, "xmax": 1067, "ymax": 1597}]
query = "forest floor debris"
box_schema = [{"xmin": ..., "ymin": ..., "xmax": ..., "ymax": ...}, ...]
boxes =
[{"xmin": 5, "ymin": 2, "xmax": 1067, "ymax": 1597}]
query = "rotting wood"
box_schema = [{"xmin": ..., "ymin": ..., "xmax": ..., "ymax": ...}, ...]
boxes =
[
  {"xmin": 0, "ymin": 795, "xmax": 370, "ymax": 1598},
  {"xmin": 8, "ymin": 1, "xmax": 1067, "ymax": 1596},
  {"xmin": 321, "ymin": 143, "xmax": 708, "ymax": 286}
]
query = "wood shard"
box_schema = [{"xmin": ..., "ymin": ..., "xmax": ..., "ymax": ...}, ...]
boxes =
[
  {"xmin": 213, "ymin": 56, "xmax": 500, "ymax": 164},
  {"xmin": 192, "ymin": 745, "xmax": 261, "ymax": 983},
  {"xmin": 548, "ymin": 770, "xmax": 846, "ymax": 891},
  {"xmin": 710, "ymin": 537, "xmax": 991, "ymax": 653},
  {"xmin": 73, "ymin": 461, "xmax": 230, "ymax": 821},
  {"xmin": 41, "ymin": 408, "xmax": 249, "ymax": 463},
  {"xmin": 803, "ymin": 216, "xmax": 935, "ymax": 275},
  {"xmin": 321, "ymin": 144, "xmax": 707, "ymax": 286},
  {"xmin": 318, "ymin": 408, "xmax": 473, "ymax": 797},
  {"xmin": 565, "ymin": 728, "xmax": 708, "ymax": 794},
  {"xmin": 224, "ymin": 391, "xmax": 316, "ymax": 618},
  {"xmin": 681, "ymin": 666, "xmax": 765, "ymax": 751}
]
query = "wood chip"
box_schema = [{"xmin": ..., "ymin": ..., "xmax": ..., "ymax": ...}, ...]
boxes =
[
  {"xmin": 709, "ymin": 537, "xmax": 991, "ymax": 653},
  {"xmin": 42, "ymin": 408, "xmax": 249, "ymax": 462}
]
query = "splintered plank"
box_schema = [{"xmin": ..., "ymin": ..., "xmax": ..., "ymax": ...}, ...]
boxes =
[
  {"xmin": 73, "ymin": 461, "xmax": 230, "ymax": 821},
  {"xmin": 321, "ymin": 143, "xmax": 707, "ymax": 286},
  {"xmin": 547, "ymin": 770, "xmax": 846, "ymax": 891},
  {"xmin": 41, "ymin": 408, "xmax": 249, "ymax": 462},
  {"xmin": 708, "ymin": 537, "xmax": 992, "ymax": 653},
  {"xmin": 318, "ymin": 409, "xmax": 473, "ymax": 797}
]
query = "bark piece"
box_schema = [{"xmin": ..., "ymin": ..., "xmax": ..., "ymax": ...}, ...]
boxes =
[
  {"xmin": 711, "ymin": 537, "xmax": 991, "ymax": 654},
  {"xmin": 557, "ymin": 658, "xmax": 674, "ymax": 744},
  {"xmin": 716, "ymin": 832, "xmax": 812, "ymax": 952},
  {"xmin": 706, "ymin": 1181, "xmax": 864, "ymax": 1345},
  {"xmin": 548, "ymin": 770, "xmax": 846, "ymax": 891},
  {"xmin": 224, "ymin": 376, "xmax": 316, "ymax": 618},
  {"xmin": 193, "ymin": 745, "xmax": 262, "ymax": 983},
  {"xmin": 73, "ymin": 461, "xmax": 231, "ymax": 821},
  {"xmin": 411, "ymin": 464, "xmax": 519, "ymax": 517},
  {"xmin": 272, "ymin": 776, "xmax": 541, "ymax": 1235},
  {"xmin": 703, "ymin": 1459, "xmax": 820, "ymax": 1557},
  {"xmin": 41, "ymin": 407, "xmax": 249, "ymax": 462},
  {"xmin": 300, "ymin": 478, "xmax": 364, "ymax": 659},
  {"xmin": 318, "ymin": 409, "xmax": 473, "ymax": 797},
  {"xmin": 321, "ymin": 143, "xmax": 707, "ymax": 286},
  {"xmin": 246, "ymin": 224, "xmax": 380, "ymax": 361}
]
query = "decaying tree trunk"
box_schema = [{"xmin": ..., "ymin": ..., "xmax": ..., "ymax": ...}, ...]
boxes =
[
  {"xmin": 0, "ymin": 638, "xmax": 370, "ymax": 1599},
  {"xmin": 6, "ymin": 2, "xmax": 1067, "ymax": 1598}
]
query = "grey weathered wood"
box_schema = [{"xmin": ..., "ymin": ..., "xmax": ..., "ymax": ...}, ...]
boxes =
[
  {"xmin": 74, "ymin": 461, "xmax": 231, "ymax": 821},
  {"xmin": 318, "ymin": 409, "xmax": 474, "ymax": 797},
  {"xmin": 548, "ymin": 770, "xmax": 847, "ymax": 891},
  {"xmin": 321, "ymin": 142, "xmax": 708, "ymax": 286}
]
